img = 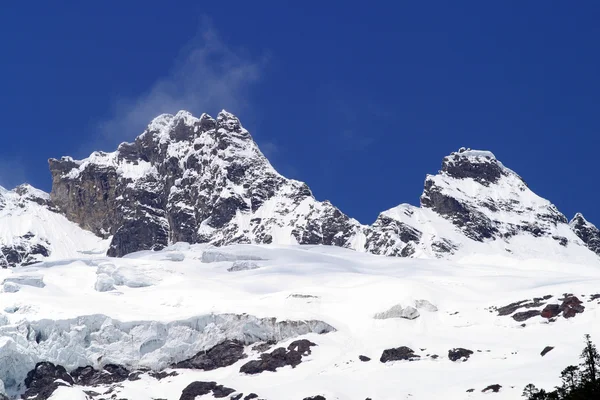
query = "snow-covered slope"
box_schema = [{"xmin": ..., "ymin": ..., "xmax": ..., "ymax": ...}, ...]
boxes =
[
  {"xmin": 1, "ymin": 244, "xmax": 599, "ymax": 399},
  {"xmin": 0, "ymin": 184, "xmax": 108, "ymax": 268}
]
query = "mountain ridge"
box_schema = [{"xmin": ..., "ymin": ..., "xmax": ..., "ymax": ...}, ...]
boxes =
[{"xmin": 1, "ymin": 110, "xmax": 598, "ymax": 267}]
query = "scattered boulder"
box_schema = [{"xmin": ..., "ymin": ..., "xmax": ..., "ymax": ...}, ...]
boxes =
[
  {"xmin": 23, "ymin": 362, "xmax": 74, "ymax": 400},
  {"xmin": 541, "ymin": 304, "xmax": 560, "ymax": 319},
  {"xmin": 540, "ymin": 346, "xmax": 554, "ymax": 357},
  {"xmin": 179, "ymin": 381, "xmax": 236, "ymax": 400},
  {"xmin": 448, "ymin": 348, "xmax": 474, "ymax": 362},
  {"xmin": 482, "ymin": 384, "xmax": 502, "ymax": 393},
  {"xmin": 288, "ymin": 339, "xmax": 316, "ymax": 355},
  {"xmin": 466, "ymin": 389, "xmax": 475, "ymax": 392},
  {"xmin": 240, "ymin": 339, "xmax": 316, "ymax": 374},
  {"xmin": 560, "ymin": 295, "xmax": 584, "ymax": 318},
  {"xmin": 244, "ymin": 394, "xmax": 259, "ymax": 400},
  {"xmin": 512, "ymin": 310, "xmax": 540, "ymax": 322},
  {"xmin": 374, "ymin": 304, "xmax": 420, "ymax": 320},
  {"xmin": 359, "ymin": 355, "xmax": 371, "ymax": 362},
  {"xmin": 173, "ymin": 340, "xmax": 247, "ymax": 370},
  {"xmin": 380, "ymin": 346, "xmax": 420, "ymax": 363}
]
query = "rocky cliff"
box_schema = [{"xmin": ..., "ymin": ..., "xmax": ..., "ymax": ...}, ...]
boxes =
[{"xmin": 49, "ymin": 111, "xmax": 364, "ymax": 257}]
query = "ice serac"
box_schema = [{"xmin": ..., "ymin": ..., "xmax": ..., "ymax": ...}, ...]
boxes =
[
  {"xmin": 365, "ymin": 148, "xmax": 598, "ymax": 261},
  {"xmin": 49, "ymin": 110, "xmax": 364, "ymax": 257},
  {"xmin": 570, "ymin": 213, "xmax": 600, "ymax": 255},
  {"xmin": 0, "ymin": 185, "xmax": 106, "ymax": 268}
]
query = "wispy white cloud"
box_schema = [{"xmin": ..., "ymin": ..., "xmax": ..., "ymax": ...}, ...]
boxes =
[{"xmin": 95, "ymin": 19, "xmax": 266, "ymax": 148}]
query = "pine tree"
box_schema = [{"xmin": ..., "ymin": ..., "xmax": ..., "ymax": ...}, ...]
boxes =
[
  {"xmin": 579, "ymin": 334, "xmax": 600, "ymax": 385},
  {"xmin": 523, "ymin": 383, "xmax": 539, "ymax": 398},
  {"xmin": 560, "ymin": 365, "xmax": 580, "ymax": 394}
]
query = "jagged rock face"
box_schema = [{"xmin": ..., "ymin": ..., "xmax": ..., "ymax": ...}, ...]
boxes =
[
  {"xmin": 420, "ymin": 148, "xmax": 568, "ymax": 242},
  {"xmin": 570, "ymin": 213, "xmax": 600, "ymax": 255},
  {"xmin": 50, "ymin": 111, "xmax": 363, "ymax": 257}
]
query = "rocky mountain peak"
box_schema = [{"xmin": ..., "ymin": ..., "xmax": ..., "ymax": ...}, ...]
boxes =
[
  {"xmin": 38, "ymin": 120, "xmax": 600, "ymax": 263},
  {"xmin": 48, "ymin": 110, "xmax": 361, "ymax": 257},
  {"xmin": 570, "ymin": 213, "xmax": 600, "ymax": 255}
]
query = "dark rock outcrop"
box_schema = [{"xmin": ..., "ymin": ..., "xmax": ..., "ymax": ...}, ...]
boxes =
[
  {"xmin": 359, "ymin": 355, "xmax": 371, "ymax": 362},
  {"xmin": 23, "ymin": 362, "xmax": 74, "ymax": 400},
  {"xmin": 173, "ymin": 339, "xmax": 247, "ymax": 370},
  {"xmin": 541, "ymin": 346, "xmax": 554, "ymax": 357},
  {"xmin": 560, "ymin": 295, "xmax": 585, "ymax": 318},
  {"xmin": 495, "ymin": 296, "xmax": 551, "ymax": 316},
  {"xmin": 380, "ymin": 346, "xmax": 420, "ymax": 363},
  {"xmin": 570, "ymin": 213, "xmax": 600, "ymax": 255},
  {"xmin": 512, "ymin": 310, "xmax": 541, "ymax": 322},
  {"xmin": 71, "ymin": 364, "xmax": 131, "ymax": 386},
  {"xmin": 179, "ymin": 381, "xmax": 236, "ymax": 400},
  {"xmin": 482, "ymin": 384, "xmax": 502, "ymax": 393},
  {"xmin": 448, "ymin": 348, "xmax": 474, "ymax": 362},
  {"xmin": 541, "ymin": 304, "xmax": 561, "ymax": 319},
  {"xmin": 303, "ymin": 396, "xmax": 326, "ymax": 400},
  {"xmin": 0, "ymin": 233, "xmax": 50, "ymax": 268},
  {"xmin": 240, "ymin": 339, "xmax": 316, "ymax": 374}
]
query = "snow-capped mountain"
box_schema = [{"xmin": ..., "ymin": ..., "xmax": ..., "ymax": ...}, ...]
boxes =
[
  {"xmin": 0, "ymin": 184, "xmax": 107, "ymax": 268},
  {"xmin": 366, "ymin": 148, "xmax": 598, "ymax": 264},
  {"xmin": 46, "ymin": 111, "xmax": 599, "ymax": 264},
  {"xmin": 49, "ymin": 111, "xmax": 363, "ymax": 259},
  {"xmin": 1, "ymin": 110, "xmax": 600, "ymax": 400}
]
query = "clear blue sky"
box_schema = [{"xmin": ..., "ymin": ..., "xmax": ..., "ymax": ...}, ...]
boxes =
[{"xmin": 1, "ymin": 2, "xmax": 599, "ymax": 225}]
